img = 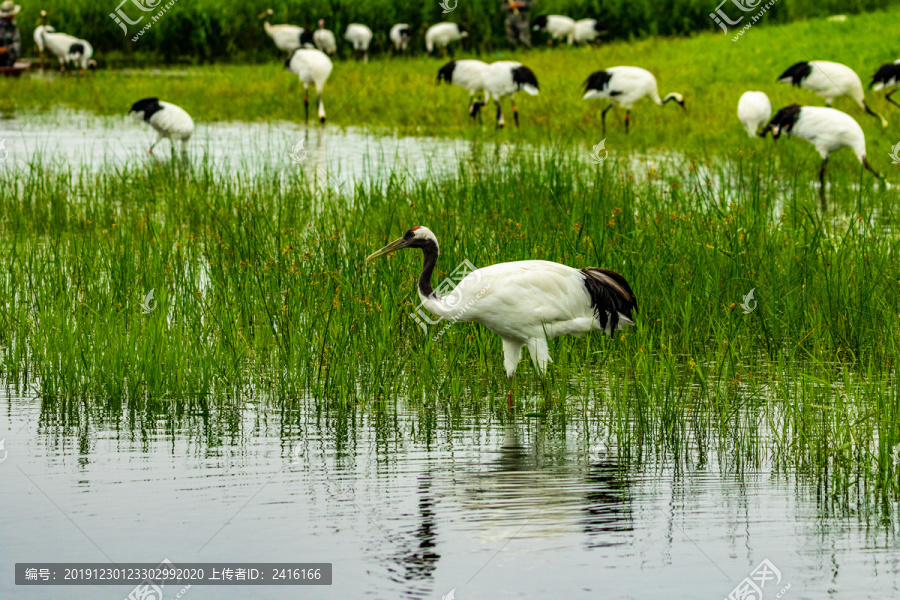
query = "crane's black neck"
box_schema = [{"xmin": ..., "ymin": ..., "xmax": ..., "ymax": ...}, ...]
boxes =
[{"xmin": 417, "ymin": 240, "xmax": 440, "ymax": 298}]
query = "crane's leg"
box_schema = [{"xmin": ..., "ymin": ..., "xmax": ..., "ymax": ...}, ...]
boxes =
[
  {"xmin": 502, "ymin": 338, "xmax": 524, "ymax": 408},
  {"xmin": 601, "ymin": 104, "xmax": 613, "ymax": 136},
  {"xmin": 863, "ymin": 101, "xmax": 889, "ymax": 128},
  {"xmin": 625, "ymin": 109, "xmax": 631, "ymax": 134},
  {"xmin": 147, "ymin": 134, "xmax": 163, "ymax": 155},
  {"xmin": 180, "ymin": 139, "xmax": 189, "ymax": 159},
  {"xmin": 512, "ymin": 98, "xmax": 519, "ymax": 128},
  {"xmin": 819, "ymin": 158, "xmax": 828, "ymax": 210},
  {"xmin": 496, "ymin": 101, "xmax": 505, "ymax": 128},
  {"xmin": 303, "ymin": 86, "xmax": 309, "ymax": 123},
  {"xmin": 862, "ymin": 156, "xmax": 881, "ymax": 180},
  {"xmin": 317, "ymin": 92, "xmax": 325, "ymax": 123},
  {"xmin": 886, "ymin": 90, "xmax": 900, "ymax": 109}
]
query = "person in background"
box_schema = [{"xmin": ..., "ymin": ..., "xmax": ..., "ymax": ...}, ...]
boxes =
[
  {"xmin": 502, "ymin": 0, "xmax": 532, "ymax": 49},
  {"xmin": 0, "ymin": 1, "xmax": 21, "ymax": 67}
]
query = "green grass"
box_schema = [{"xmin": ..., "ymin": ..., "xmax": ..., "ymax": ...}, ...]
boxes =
[{"xmin": 1, "ymin": 8, "xmax": 899, "ymax": 514}]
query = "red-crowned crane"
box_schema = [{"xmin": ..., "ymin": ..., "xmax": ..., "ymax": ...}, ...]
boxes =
[
  {"xmin": 128, "ymin": 98, "xmax": 194, "ymax": 156},
  {"xmin": 258, "ymin": 8, "xmax": 310, "ymax": 55},
  {"xmin": 583, "ymin": 66, "xmax": 684, "ymax": 134},
  {"xmin": 761, "ymin": 104, "xmax": 880, "ymax": 208},
  {"xmin": 573, "ymin": 18, "xmax": 606, "ymax": 44},
  {"xmin": 437, "ymin": 59, "xmax": 491, "ymax": 120},
  {"xmin": 390, "ymin": 24, "xmax": 411, "ymax": 53},
  {"xmin": 737, "ymin": 91, "xmax": 772, "ymax": 137},
  {"xmin": 482, "ymin": 61, "xmax": 539, "ymax": 128},
  {"xmin": 345, "ymin": 23, "xmax": 373, "ymax": 63},
  {"xmin": 870, "ymin": 59, "xmax": 900, "ymax": 109},
  {"xmin": 777, "ymin": 61, "xmax": 888, "ymax": 128},
  {"xmin": 366, "ymin": 226, "xmax": 637, "ymax": 382},
  {"xmin": 425, "ymin": 23, "xmax": 467, "ymax": 56},
  {"xmin": 285, "ymin": 49, "xmax": 333, "ymax": 123},
  {"xmin": 532, "ymin": 15, "xmax": 576, "ymax": 45},
  {"xmin": 313, "ymin": 20, "xmax": 337, "ymax": 55},
  {"xmin": 37, "ymin": 28, "xmax": 96, "ymax": 73}
]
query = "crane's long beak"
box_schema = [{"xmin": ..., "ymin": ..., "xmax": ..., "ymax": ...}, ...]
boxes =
[{"xmin": 365, "ymin": 237, "xmax": 408, "ymax": 262}]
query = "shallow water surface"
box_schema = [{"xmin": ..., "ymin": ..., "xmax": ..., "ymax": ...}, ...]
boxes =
[
  {"xmin": 0, "ymin": 110, "xmax": 470, "ymax": 188},
  {"xmin": 2, "ymin": 390, "xmax": 898, "ymax": 599}
]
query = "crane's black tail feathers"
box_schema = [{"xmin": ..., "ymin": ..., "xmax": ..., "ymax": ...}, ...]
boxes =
[
  {"xmin": 870, "ymin": 63, "xmax": 900, "ymax": 89},
  {"xmin": 580, "ymin": 268, "xmax": 638, "ymax": 334}
]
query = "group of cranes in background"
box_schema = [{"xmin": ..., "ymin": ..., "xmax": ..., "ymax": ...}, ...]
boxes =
[
  {"xmin": 736, "ymin": 59, "xmax": 900, "ymax": 207},
  {"xmin": 111, "ymin": 9, "xmax": 900, "ymax": 214},
  {"xmin": 532, "ymin": 15, "xmax": 606, "ymax": 46},
  {"xmin": 259, "ymin": 10, "xmax": 470, "ymax": 61}
]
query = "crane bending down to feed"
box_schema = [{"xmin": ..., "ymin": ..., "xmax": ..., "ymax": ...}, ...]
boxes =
[
  {"xmin": 285, "ymin": 49, "xmax": 333, "ymax": 123},
  {"xmin": 737, "ymin": 91, "xmax": 772, "ymax": 137},
  {"xmin": 760, "ymin": 104, "xmax": 880, "ymax": 209},
  {"xmin": 366, "ymin": 227, "xmax": 637, "ymax": 385},
  {"xmin": 870, "ymin": 59, "xmax": 900, "ymax": 109},
  {"xmin": 38, "ymin": 28, "xmax": 96, "ymax": 72},
  {"xmin": 425, "ymin": 23, "xmax": 468, "ymax": 56},
  {"xmin": 258, "ymin": 8, "xmax": 309, "ymax": 54},
  {"xmin": 390, "ymin": 24, "xmax": 411, "ymax": 53},
  {"xmin": 573, "ymin": 18, "xmax": 606, "ymax": 44},
  {"xmin": 482, "ymin": 61, "xmax": 540, "ymax": 128},
  {"xmin": 583, "ymin": 66, "xmax": 684, "ymax": 134},
  {"xmin": 437, "ymin": 59, "xmax": 491, "ymax": 121},
  {"xmin": 128, "ymin": 98, "xmax": 194, "ymax": 156},
  {"xmin": 777, "ymin": 60, "xmax": 888, "ymax": 128},
  {"xmin": 345, "ymin": 24, "xmax": 373, "ymax": 62},
  {"xmin": 532, "ymin": 15, "xmax": 576, "ymax": 45}
]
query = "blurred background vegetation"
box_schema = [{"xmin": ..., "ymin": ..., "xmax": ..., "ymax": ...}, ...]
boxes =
[{"xmin": 12, "ymin": 0, "xmax": 897, "ymax": 65}]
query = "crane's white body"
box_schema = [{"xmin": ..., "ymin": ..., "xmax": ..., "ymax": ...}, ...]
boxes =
[
  {"xmin": 483, "ymin": 61, "xmax": 539, "ymax": 127},
  {"xmin": 345, "ymin": 23, "xmax": 373, "ymax": 62},
  {"xmin": 534, "ymin": 15, "xmax": 576, "ymax": 44},
  {"xmin": 484, "ymin": 61, "xmax": 539, "ymax": 99},
  {"xmin": 425, "ymin": 22, "xmax": 467, "ymax": 53},
  {"xmin": 39, "ymin": 30, "xmax": 94, "ymax": 70},
  {"xmin": 583, "ymin": 66, "xmax": 669, "ymax": 108},
  {"xmin": 390, "ymin": 24, "xmax": 411, "ymax": 51},
  {"xmin": 737, "ymin": 91, "xmax": 772, "ymax": 137},
  {"xmin": 313, "ymin": 27, "xmax": 337, "ymax": 55},
  {"xmin": 33, "ymin": 24, "xmax": 54, "ymax": 53},
  {"xmin": 447, "ymin": 59, "xmax": 491, "ymax": 100},
  {"xmin": 784, "ymin": 106, "xmax": 868, "ymax": 162},
  {"xmin": 783, "ymin": 61, "xmax": 865, "ymax": 109},
  {"xmin": 408, "ymin": 230, "xmax": 633, "ymax": 377},
  {"xmin": 263, "ymin": 20, "xmax": 306, "ymax": 53},
  {"xmin": 287, "ymin": 49, "xmax": 333, "ymax": 122},
  {"xmin": 573, "ymin": 18, "xmax": 603, "ymax": 44},
  {"xmin": 130, "ymin": 100, "xmax": 194, "ymax": 154}
]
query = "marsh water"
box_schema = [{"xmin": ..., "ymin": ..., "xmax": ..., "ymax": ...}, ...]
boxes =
[
  {"xmin": 1, "ymin": 110, "xmax": 899, "ymax": 600},
  {"xmin": 2, "ymin": 386, "xmax": 899, "ymax": 600},
  {"xmin": 0, "ymin": 109, "xmax": 472, "ymax": 187}
]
